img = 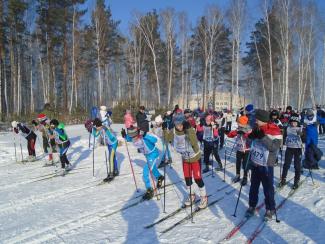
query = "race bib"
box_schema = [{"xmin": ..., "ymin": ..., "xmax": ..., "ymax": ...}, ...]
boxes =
[
  {"xmin": 235, "ymin": 136, "xmax": 246, "ymax": 152},
  {"xmin": 286, "ymin": 134, "xmax": 301, "ymax": 148},
  {"xmin": 203, "ymin": 126, "xmax": 213, "ymax": 141},
  {"xmin": 133, "ymin": 139, "xmax": 145, "ymax": 154},
  {"xmin": 250, "ymin": 143, "xmax": 269, "ymax": 167}
]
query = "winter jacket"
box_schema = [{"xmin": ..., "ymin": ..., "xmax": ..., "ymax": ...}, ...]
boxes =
[
  {"xmin": 136, "ymin": 111, "xmax": 149, "ymax": 132},
  {"xmin": 280, "ymin": 112, "xmax": 292, "ymax": 126},
  {"xmin": 305, "ymin": 123, "xmax": 318, "ymax": 147},
  {"xmin": 164, "ymin": 124, "xmax": 201, "ymax": 163},
  {"xmin": 53, "ymin": 127, "xmax": 69, "ymax": 148},
  {"xmin": 14, "ymin": 123, "xmax": 36, "ymax": 140},
  {"xmin": 246, "ymin": 111, "xmax": 256, "ymax": 129},
  {"xmin": 250, "ymin": 123, "xmax": 282, "ymax": 167},
  {"xmin": 227, "ymin": 126, "xmax": 252, "ymax": 152},
  {"xmin": 126, "ymin": 133, "xmax": 159, "ymax": 160},
  {"xmin": 124, "ymin": 113, "xmax": 136, "ymax": 129},
  {"xmin": 92, "ymin": 126, "xmax": 117, "ymax": 146},
  {"xmin": 186, "ymin": 116, "xmax": 197, "ymax": 128}
]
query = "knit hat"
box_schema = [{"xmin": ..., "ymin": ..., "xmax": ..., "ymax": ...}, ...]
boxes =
[
  {"xmin": 184, "ymin": 108, "xmax": 192, "ymax": 115},
  {"xmin": 155, "ymin": 115, "xmax": 163, "ymax": 124},
  {"xmin": 237, "ymin": 115, "xmax": 248, "ymax": 126},
  {"xmin": 127, "ymin": 126, "xmax": 139, "ymax": 138},
  {"xmin": 286, "ymin": 106, "xmax": 292, "ymax": 111},
  {"xmin": 37, "ymin": 113, "xmax": 47, "ymax": 121},
  {"xmin": 11, "ymin": 121, "xmax": 18, "ymax": 128},
  {"xmin": 50, "ymin": 119, "xmax": 59, "ymax": 127},
  {"xmin": 289, "ymin": 113, "xmax": 300, "ymax": 123},
  {"xmin": 93, "ymin": 118, "xmax": 103, "ymax": 127},
  {"xmin": 270, "ymin": 110, "xmax": 279, "ymax": 118},
  {"xmin": 255, "ymin": 109, "xmax": 270, "ymax": 123},
  {"xmin": 173, "ymin": 113, "xmax": 185, "ymax": 125},
  {"xmin": 205, "ymin": 115, "xmax": 213, "ymax": 123},
  {"xmin": 100, "ymin": 106, "xmax": 107, "ymax": 111},
  {"xmin": 306, "ymin": 109, "xmax": 314, "ymax": 120},
  {"xmin": 245, "ymin": 104, "xmax": 254, "ymax": 113}
]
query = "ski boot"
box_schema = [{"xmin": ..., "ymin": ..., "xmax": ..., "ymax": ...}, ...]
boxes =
[
  {"xmin": 156, "ymin": 176, "xmax": 165, "ymax": 189},
  {"xmin": 28, "ymin": 156, "xmax": 36, "ymax": 162},
  {"xmin": 198, "ymin": 196, "xmax": 208, "ymax": 209},
  {"xmin": 184, "ymin": 194, "xmax": 196, "ymax": 207},
  {"xmin": 232, "ymin": 175, "xmax": 241, "ymax": 183},
  {"xmin": 241, "ymin": 176, "xmax": 248, "ymax": 186},
  {"xmin": 245, "ymin": 206, "xmax": 255, "ymax": 217},
  {"xmin": 278, "ymin": 178, "xmax": 286, "ymax": 188},
  {"xmin": 113, "ymin": 169, "xmax": 119, "ymax": 176},
  {"xmin": 143, "ymin": 188, "xmax": 154, "ymax": 200},
  {"xmin": 103, "ymin": 173, "xmax": 115, "ymax": 182},
  {"xmin": 264, "ymin": 210, "xmax": 275, "ymax": 221},
  {"xmin": 65, "ymin": 163, "xmax": 72, "ymax": 171},
  {"xmin": 216, "ymin": 162, "xmax": 223, "ymax": 171},
  {"xmin": 292, "ymin": 180, "xmax": 299, "ymax": 190},
  {"xmin": 202, "ymin": 166, "xmax": 210, "ymax": 174}
]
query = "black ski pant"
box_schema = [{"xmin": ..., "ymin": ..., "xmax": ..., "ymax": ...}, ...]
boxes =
[
  {"xmin": 203, "ymin": 140, "xmax": 222, "ymax": 168},
  {"xmin": 249, "ymin": 165, "xmax": 275, "ymax": 211},
  {"xmin": 282, "ymin": 147, "xmax": 302, "ymax": 183},
  {"xmin": 42, "ymin": 136, "xmax": 49, "ymax": 153},
  {"xmin": 27, "ymin": 132, "xmax": 37, "ymax": 156},
  {"xmin": 219, "ymin": 128, "xmax": 225, "ymax": 149},
  {"xmin": 226, "ymin": 122, "xmax": 232, "ymax": 132},
  {"xmin": 236, "ymin": 151, "xmax": 249, "ymax": 178},
  {"xmin": 319, "ymin": 124, "xmax": 325, "ymax": 134},
  {"xmin": 59, "ymin": 141, "xmax": 70, "ymax": 168}
]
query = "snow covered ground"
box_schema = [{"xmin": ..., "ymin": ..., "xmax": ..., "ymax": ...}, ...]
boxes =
[{"xmin": 0, "ymin": 124, "xmax": 324, "ymax": 244}]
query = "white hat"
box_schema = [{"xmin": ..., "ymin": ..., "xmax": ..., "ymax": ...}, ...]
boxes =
[
  {"xmin": 100, "ymin": 106, "xmax": 107, "ymax": 111},
  {"xmin": 166, "ymin": 111, "xmax": 172, "ymax": 116},
  {"xmin": 11, "ymin": 121, "xmax": 18, "ymax": 128},
  {"xmin": 155, "ymin": 115, "xmax": 163, "ymax": 124}
]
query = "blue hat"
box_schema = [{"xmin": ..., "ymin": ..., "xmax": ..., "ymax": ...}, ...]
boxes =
[
  {"xmin": 245, "ymin": 104, "xmax": 254, "ymax": 113},
  {"xmin": 173, "ymin": 113, "xmax": 185, "ymax": 125}
]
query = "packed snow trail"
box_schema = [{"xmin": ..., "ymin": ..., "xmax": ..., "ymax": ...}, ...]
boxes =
[{"xmin": 0, "ymin": 124, "xmax": 324, "ymax": 243}]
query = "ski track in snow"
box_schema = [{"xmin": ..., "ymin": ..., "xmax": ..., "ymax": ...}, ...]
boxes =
[{"xmin": 0, "ymin": 124, "xmax": 324, "ymax": 244}]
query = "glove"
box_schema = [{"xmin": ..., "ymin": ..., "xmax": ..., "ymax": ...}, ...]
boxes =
[
  {"xmin": 237, "ymin": 130, "xmax": 245, "ymax": 135},
  {"xmin": 162, "ymin": 122, "xmax": 168, "ymax": 130},
  {"xmin": 248, "ymin": 128, "xmax": 265, "ymax": 139},
  {"xmin": 121, "ymin": 128, "xmax": 126, "ymax": 138}
]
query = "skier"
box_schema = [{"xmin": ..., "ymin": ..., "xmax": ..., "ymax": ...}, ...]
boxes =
[
  {"xmin": 279, "ymin": 113, "xmax": 303, "ymax": 189},
  {"xmin": 49, "ymin": 119, "xmax": 71, "ymax": 173},
  {"xmin": 226, "ymin": 115, "xmax": 252, "ymax": 186},
  {"xmin": 202, "ymin": 115, "xmax": 223, "ymax": 173},
  {"xmin": 99, "ymin": 105, "xmax": 113, "ymax": 127},
  {"xmin": 124, "ymin": 109, "xmax": 136, "ymax": 129},
  {"xmin": 121, "ymin": 126, "xmax": 164, "ymax": 200},
  {"xmin": 303, "ymin": 109, "xmax": 319, "ymax": 169},
  {"xmin": 225, "ymin": 110, "xmax": 233, "ymax": 132},
  {"xmin": 163, "ymin": 113, "xmax": 208, "ymax": 209},
  {"xmin": 270, "ymin": 110, "xmax": 283, "ymax": 129},
  {"xmin": 11, "ymin": 121, "xmax": 37, "ymax": 162},
  {"xmin": 215, "ymin": 111, "xmax": 226, "ymax": 149},
  {"xmin": 32, "ymin": 113, "xmax": 57, "ymax": 165},
  {"xmin": 316, "ymin": 106, "xmax": 325, "ymax": 135},
  {"xmin": 184, "ymin": 109, "xmax": 196, "ymax": 128},
  {"xmin": 245, "ymin": 109, "xmax": 282, "ymax": 220},
  {"xmin": 93, "ymin": 118, "xmax": 119, "ymax": 181}
]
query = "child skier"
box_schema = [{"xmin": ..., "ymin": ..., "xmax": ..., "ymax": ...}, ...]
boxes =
[
  {"xmin": 49, "ymin": 119, "xmax": 71, "ymax": 173},
  {"xmin": 12, "ymin": 121, "xmax": 37, "ymax": 162},
  {"xmin": 202, "ymin": 115, "xmax": 223, "ymax": 173},
  {"xmin": 93, "ymin": 118, "xmax": 119, "ymax": 181},
  {"xmin": 124, "ymin": 109, "xmax": 136, "ymax": 129},
  {"xmin": 226, "ymin": 115, "xmax": 252, "ymax": 186},
  {"xmin": 121, "ymin": 126, "xmax": 164, "ymax": 200},
  {"xmin": 246, "ymin": 109, "xmax": 282, "ymax": 220},
  {"xmin": 279, "ymin": 113, "xmax": 303, "ymax": 189},
  {"xmin": 99, "ymin": 105, "xmax": 113, "ymax": 127},
  {"xmin": 153, "ymin": 115, "xmax": 171, "ymax": 168},
  {"xmin": 163, "ymin": 113, "xmax": 208, "ymax": 209}
]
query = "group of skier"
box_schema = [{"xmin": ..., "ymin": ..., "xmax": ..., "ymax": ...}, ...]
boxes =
[{"xmin": 11, "ymin": 102, "xmax": 322, "ymax": 220}]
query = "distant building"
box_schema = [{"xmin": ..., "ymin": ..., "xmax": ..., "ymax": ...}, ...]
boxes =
[{"xmin": 186, "ymin": 92, "xmax": 247, "ymax": 111}]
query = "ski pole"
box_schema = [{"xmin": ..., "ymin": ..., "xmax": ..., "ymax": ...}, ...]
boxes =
[
  {"xmin": 232, "ymin": 141, "xmax": 254, "ymax": 217},
  {"xmin": 308, "ymin": 168, "xmax": 315, "ymax": 185},
  {"xmin": 163, "ymin": 155, "xmax": 167, "ymax": 213},
  {"xmin": 92, "ymin": 129, "xmax": 95, "ymax": 176},
  {"xmin": 189, "ymin": 163, "xmax": 193, "ymax": 223},
  {"xmin": 223, "ymin": 140, "xmax": 227, "ymax": 182},
  {"xmin": 280, "ymin": 147, "xmax": 283, "ymax": 178},
  {"xmin": 88, "ymin": 132, "xmax": 91, "ymax": 149},
  {"xmin": 104, "ymin": 150, "xmax": 109, "ymax": 177},
  {"xmin": 13, "ymin": 129, "xmax": 17, "ymax": 162},
  {"xmin": 124, "ymin": 138, "xmax": 139, "ymax": 192}
]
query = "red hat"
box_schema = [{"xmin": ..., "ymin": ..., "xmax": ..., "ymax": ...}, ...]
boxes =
[{"xmin": 37, "ymin": 114, "xmax": 47, "ymax": 121}]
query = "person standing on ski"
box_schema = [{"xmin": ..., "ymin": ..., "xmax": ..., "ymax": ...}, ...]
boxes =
[
  {"xmin": 202, "ymin": 115, "xmax": 223, "ymax": 173},
  {"xmin": 99, "ymin": 105, "xmax": 113, "ymax": 127},
  {"xmin": 163, "ymin": 113, "xmax": 208, "ymax": 209},
  {"xmin": 93, "ymin": 118, "xmax": 119, "ymax": 181},
  {"xmin": 226, "ymin": 115, "xmax": 252, "ymax": 186},
  {"xmin": 225, "ymin": 110, "xmax": 233, "ymax": 132},
  {"xmin": 49, "ymin": 119, "xmax": 71, "ymax": 173},
  {"xmin": 246, "ymin": 109, "xmax": 282, "ymax": 220},
  {"xmin": 124, "ymin": 109, "xmax": 136, "ymax": 129},
  {"xmin": 121, "ymin": 126, "xmax": 164, "ymax": 200},
  {"xmin": 279, "ymin": 113, "xmax": 303, "ymax": 189},
  {"xmin": 12, "ymin": 121, "xmax": 37, "ymax": 162}
]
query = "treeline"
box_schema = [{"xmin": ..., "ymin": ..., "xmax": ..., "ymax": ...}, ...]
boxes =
[{"xmin": 0, "ymin": 0, "xmax": 324, "ymax": 121}]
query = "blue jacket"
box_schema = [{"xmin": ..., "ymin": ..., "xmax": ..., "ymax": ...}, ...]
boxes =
[
  {"xmin": 92, "ymin": 127, "xmax": 117, "ymax": 146},
  {"xmin": 127, "ymin": 133, "xmax": 159, "ymax": 160},
  {"xmin": 305, "ymin": 123, "xmax": 318, "ymax": 147}
]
